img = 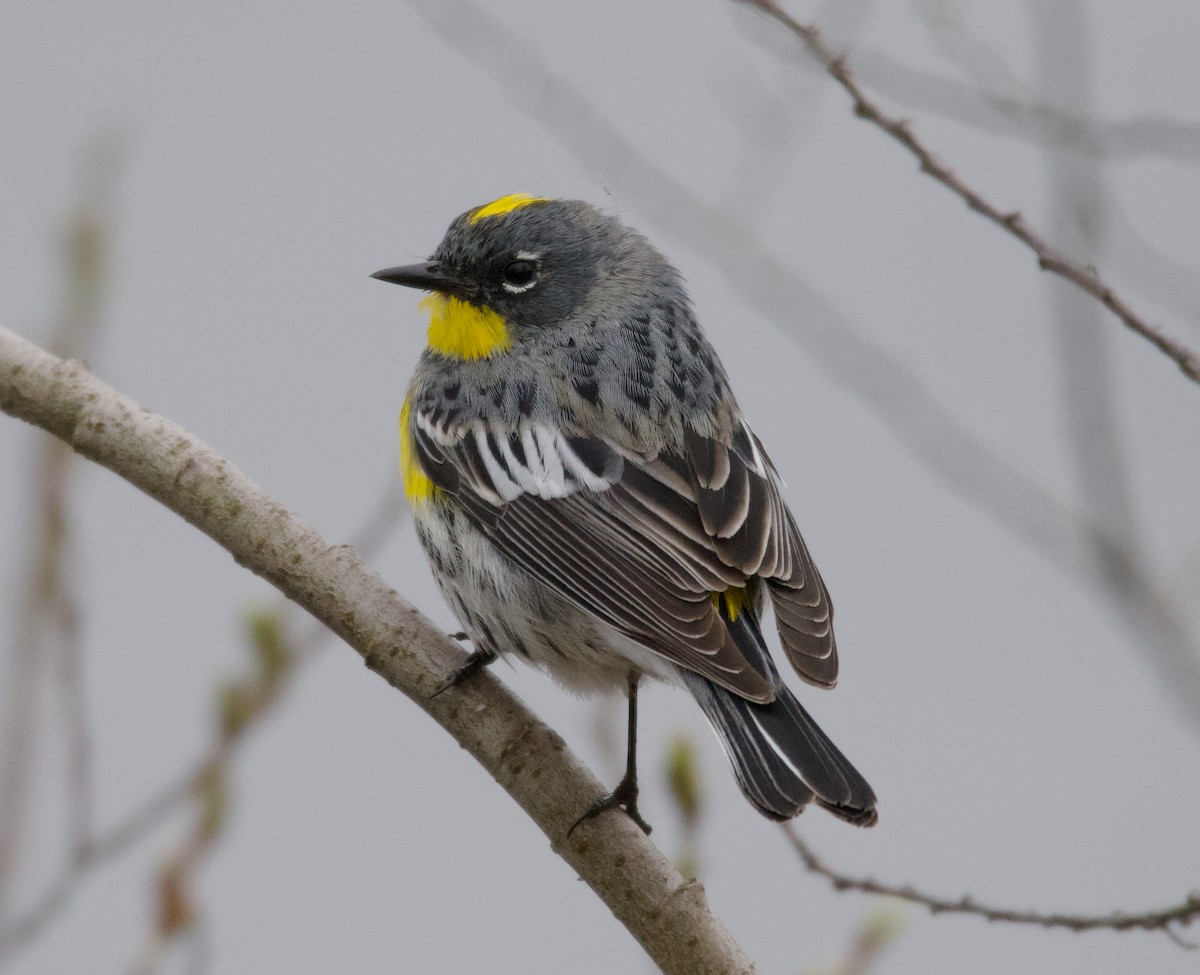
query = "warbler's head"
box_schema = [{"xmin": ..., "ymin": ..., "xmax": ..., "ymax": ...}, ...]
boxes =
[{"xmin": 373, "ymin": 194, "xmax": 674, "ymax": 360}]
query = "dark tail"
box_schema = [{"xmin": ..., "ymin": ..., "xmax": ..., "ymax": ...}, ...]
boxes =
[{"xmin": 682, "ymin": 607, "xmax": 877, "ymax": 826}]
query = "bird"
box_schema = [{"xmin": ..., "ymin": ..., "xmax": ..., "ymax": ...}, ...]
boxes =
[{"xmin": 373, "ymin": 193, "xmax": 877, "ymax": 832}]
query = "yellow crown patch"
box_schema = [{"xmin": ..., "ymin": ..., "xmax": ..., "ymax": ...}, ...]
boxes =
[{"xmin": 468, "ymin": 193, "xmax": 550, "ymax": 224}]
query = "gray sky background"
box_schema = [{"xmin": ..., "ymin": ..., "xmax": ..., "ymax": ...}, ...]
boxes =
[{"xmin": 3, "ymin": 1, "xmax": 1199, "ymax": 973}]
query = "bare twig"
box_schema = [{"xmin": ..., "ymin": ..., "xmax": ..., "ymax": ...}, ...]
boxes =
[
  {"xmin": 784, "ymin": 825, "xmax": 1200, "ymax": 940},
  {"xmin": 0, "ymin": 479, "xmax": 402, "ymax": 958},
  {"xmin": 0, "ymin": 327, "xmax": 756, "ymax": 975},
  {"xmin": 740, "ymin": 0, "xmax": 1200, "ymax": 385}
]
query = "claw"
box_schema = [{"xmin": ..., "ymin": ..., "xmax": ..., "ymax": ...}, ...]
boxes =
[
  {"xmin": 568, "ymin": 772, "xmax": 652, "ymax": 836},
  {"xmin": 430, "ymin": 647, "xmax": 497, "ymax": 697}
]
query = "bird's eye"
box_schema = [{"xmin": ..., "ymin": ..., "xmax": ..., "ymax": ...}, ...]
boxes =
[{"xmin": 501, "ymin": 258, "xmax": 538, "ymax": 294}]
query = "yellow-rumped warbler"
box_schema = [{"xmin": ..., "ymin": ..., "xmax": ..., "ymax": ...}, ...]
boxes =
[{"xmin": 374, "ymin": 194, "xmax": 876, "ymax": 831}]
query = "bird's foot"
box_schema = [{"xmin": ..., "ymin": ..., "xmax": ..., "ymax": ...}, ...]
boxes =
[
  {"xmin": 430, "ymin": 647, "xmax": 497, "ymax": 697},
  {"xmin": 568, "ymin": 772, "xmax": 652, "ymax": 837}
]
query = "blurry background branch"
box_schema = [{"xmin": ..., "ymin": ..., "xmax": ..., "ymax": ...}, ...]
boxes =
[
  {"xmin": 782, "ymin": 2, "xmax": 1200, "ymax": 333},
  {"xmin": 849, "ymin": 46, "xmax": 1200, "ymax": 164},
  {"xmin": 742, "ymin": 0, "xmax": 1200, "ymax": 384},
  {"xmin": 784, "ymin": 826, "xmax": 1200, "ymax": 942},
  {"xmin": 121, "ymin": 482, "xmax": 401, "ymax": 975},
  {"xmin": 1031, "ymin": 0, "xmax": 1177, "ymax": 802},
  {"xmin": 129, "ymin": 608, "xmax": 295, "ymax": 975},
  {"xmin": 806, "ymin": 906, "xmax": 907, "ymax": 975},
  {"xmin": 900, "ymin": 0, "xmax": 1200, "ymax": 331},
  {"xmin": 0, "ymin": 328, "xmax": 756, "ymax": 975},
  {"xmin": 2, "ymin": 472, "xmax": 388, "ymax": 967},
  {"xmin": 0, "ymin": 135, "xmax": 120, "ymax": 927}
]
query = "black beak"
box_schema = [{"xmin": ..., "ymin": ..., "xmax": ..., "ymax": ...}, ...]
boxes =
[{"xmin": 371, "ymin": 261, "xmax": 475, "ymax": 300}]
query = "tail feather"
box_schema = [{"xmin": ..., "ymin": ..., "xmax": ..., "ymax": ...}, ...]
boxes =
[{"xmin": 684, "ymin": 603, "xmax": 877, "ymax": 826}]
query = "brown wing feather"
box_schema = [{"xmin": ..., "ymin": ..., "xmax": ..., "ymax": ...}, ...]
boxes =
[
  {"xmin": 473, "ymin": 491, "xmax": 772, "ymax": 701},
  {"xmin": 416, "ymin": 422, "xmax": 773, "ymax": 702},
  {"xmin": 684, "ymin": 426, "xmax": 839, "ymax": 688},
  {"xmin": 414, "ymin": 408, "xmax": 835, "ymax": 698}
]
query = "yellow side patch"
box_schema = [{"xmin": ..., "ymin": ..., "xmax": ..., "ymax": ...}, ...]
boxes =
[
  {"xmin": 468, "ymin": 193, "xmax": 550, "ymax": 223},
  {"xmin": 713, "ymin": 586, "xmax": 752, "ymax": 622},
  {"xmin": 399, "ymin": 395, "xmax": 437, "ymax": 505},
  {"xmin": 421, "ymin": 293, "xmax": 512, "ymax": 360}
]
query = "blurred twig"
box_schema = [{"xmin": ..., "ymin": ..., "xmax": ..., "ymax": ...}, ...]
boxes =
[
  {"xmin": 902, "ymin": 0, "xmax": 1200, "ymax": 331},
  {"xmin": 748, "ymin": 3, "xmax": 1200, "ymax": 331},
  {"xmin": 908, "ymin": 0, "xmax": 1022, "ymax": 96},
  {"xmin": 0, "ymin": 478, "xmax": 402, "ymax": 960},
  {"xmin": 784, "ymin": 825, "xmax": 1200, "ymax": 941},
  {"xmin": 129, "ymin": 608, "xmax": 294, "ymax": 975},
  {"xmin": 804, "ymin": 906, "xmax": 905, "ymax": 975},
  {"xmin": 0, "ymin": 135, "xmax": 120, "ymax": 922},
  {"xmin": 843, "ymin": 23, "xmax": 1200, "ymax": 330},
  {"xmin": 663, "ymin": 734, "xmax": 704, "ymax": 880},
  {"xmin": 716, "ymin": 0, "xmax": 881, "ymax": 221},
  {"xmin": 0, "ymin": 153, "xmax": 399, "ymax": 952},
  {"xmin": 0, "ymin": 768, "xmax": 192, "ymax": 954},
  {"xmin": 846, "ymin": 48, "xmax": 1200, "ymax": 164},
  {"xmin": 901, "ymin": 0, "xmax": 1200, "ymax": 726},
  {"xmin": 1105, "ymin": 203, "xmax": 1200, "ymax": 333},
  {"xmin": 741, "ymin": 0, "xmax": 1200, "ymax": 384},
  {"xmin": 125, "ymin": 480, "xmax": 403, "ymax": 973},
  {"xmin": 1032, "ymin": 0, "xmax": 1180, "ymax": 743}
]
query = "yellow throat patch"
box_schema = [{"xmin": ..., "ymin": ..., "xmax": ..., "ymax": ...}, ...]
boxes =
[
  {"xmin": 420, "ymin": 293, "xmax": 512, "ymax": 360},
  {"xmin": 399, "ymin": 395, "xmax": 437, "ymax": 505},
  {"xmin": 468, "ymin": 193, "xmax": 549, "ymax": 223}
]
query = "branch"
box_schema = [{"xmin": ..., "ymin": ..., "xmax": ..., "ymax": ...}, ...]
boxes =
[
  {"xmin": 0, "ymin": 326, "xmax": 756, "ymax": 975},
  {"xmin": 741, "ymin": 0, "xmax": 1200, "ymax": 386},
  {"xmin": 848, "ymin": 50, "xmax": 1200, "ymax": 164},
  {"xmin": 0, "ymin": 138, "xmax": 119, "ymax": 917},
  {"xmin": 784, "ymin": 826, "xmax": 1200, "ymax": 943}
]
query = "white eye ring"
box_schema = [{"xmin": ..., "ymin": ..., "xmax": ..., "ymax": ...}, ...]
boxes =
[{"xmin": 501, "ymin": 251, "xmax": 540, "ymax": 294}]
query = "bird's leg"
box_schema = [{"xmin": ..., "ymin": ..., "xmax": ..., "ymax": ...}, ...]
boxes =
[
  {"xmin": 430, "ymin": 640, "xmax": 498, "ymax": 697},
  {"xmin": 569, "ymin": 672, "xmax": 652, "ymax": 836}
]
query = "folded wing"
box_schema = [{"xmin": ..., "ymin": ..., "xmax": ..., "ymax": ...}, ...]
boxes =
[{"xmin": 411, "ymin": 407, "xmax": 837, "ymax": 700}]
